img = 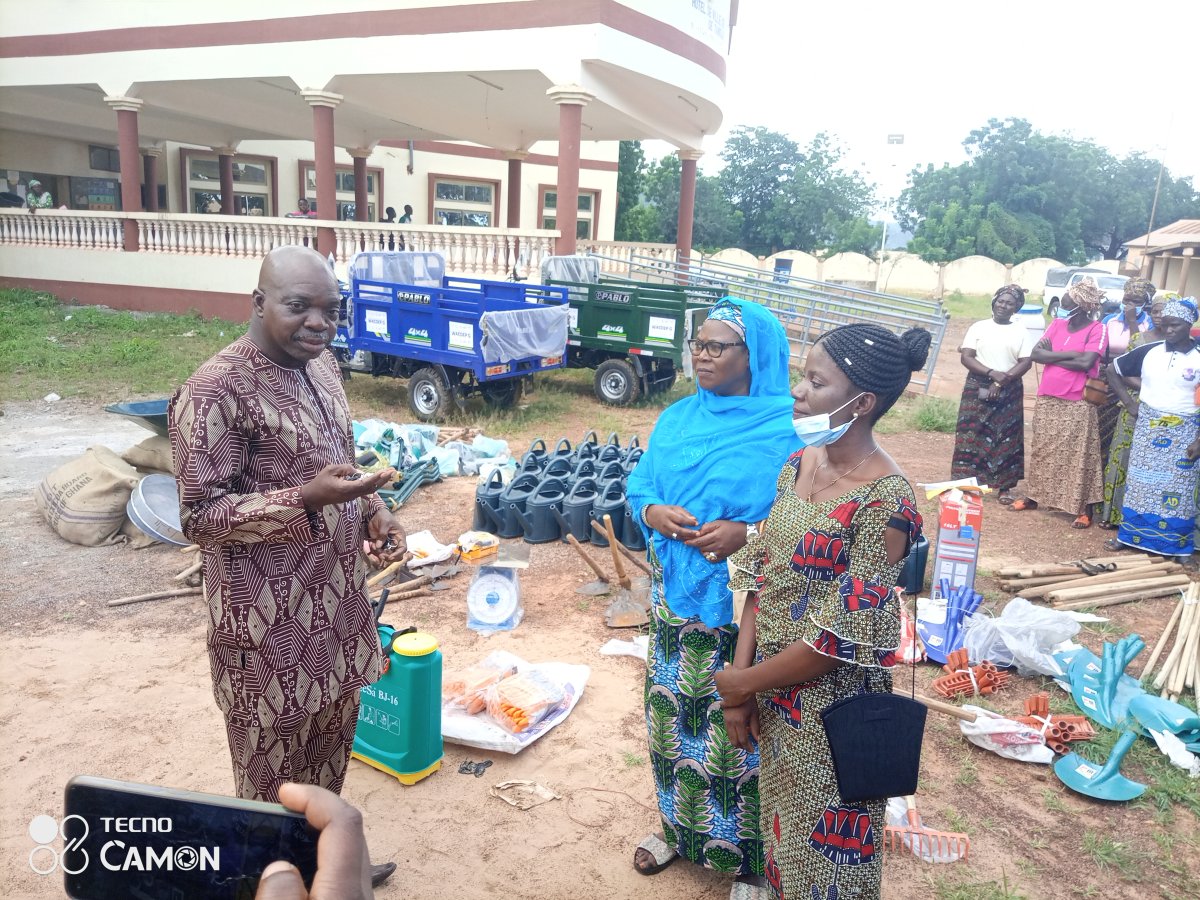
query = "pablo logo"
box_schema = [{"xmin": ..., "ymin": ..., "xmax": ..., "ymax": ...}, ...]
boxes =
[{"xmin": 28, "ymin": 814, "xmax": 89, "ymax": 875}]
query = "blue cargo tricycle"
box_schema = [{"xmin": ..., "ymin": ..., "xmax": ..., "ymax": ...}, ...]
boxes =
[{"xmin": 334, "ymin": 252, "xmax": 570, "ymax": 421}]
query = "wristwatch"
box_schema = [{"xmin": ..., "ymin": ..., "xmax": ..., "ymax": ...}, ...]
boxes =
[{"xmin": 746, "ymin": 523, "xmax": 759, "ymax": 542}]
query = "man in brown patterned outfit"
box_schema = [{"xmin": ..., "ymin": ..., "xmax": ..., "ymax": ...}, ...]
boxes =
[{"xmin": 170, "ymin": 245, "xmax": 405, "ymax": 888}]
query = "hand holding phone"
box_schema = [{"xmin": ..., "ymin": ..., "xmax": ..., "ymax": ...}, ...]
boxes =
[
  {"xmin": 63, "ymin": 776, "xmax": 319, "ymax": 899},
  {"xmin": 254, "ymin": 783, "xmax": 371, "ymax": 900}
]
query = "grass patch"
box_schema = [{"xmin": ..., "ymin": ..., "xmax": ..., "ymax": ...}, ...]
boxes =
[
  {"xmin": 878, "ymin": 394, "xmax": 960, "ymax": 434},
  {"xmin": 954, "ymin": 751, "xmax": 979, "ymax": 787},
  {"xmin": 942, "ymin": 290, "xmax": 994, "ymax": 321},
  {"xmin": 928, "ymin": 872, "xmax": 1025, "ymax": 900},
  {"xmin": 1079, "ymin": 726, "xmax": 1200, "ymax": 821},
  {"xmin": 621, "ymin": 751, "xmax": 645, "ymax": 768},
  {"xmin": 1041, "ymin": 788, "xmax": 1071, "ymax": 814},
  {"xmin": 0, "ymin": 289, "xmax": 245, "ymax": 401},
  {"xmin": 1081, "ymin": 830, "xmax": 1142, "ymax": 880}
]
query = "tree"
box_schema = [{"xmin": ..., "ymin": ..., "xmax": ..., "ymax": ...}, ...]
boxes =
[
  {"xmin": 719, "ymin": 127, "xmax": 877, "ymax": 256},
  {"xmin": 898, "ymin": 118, "xmax": 1200, "ymax": 264},
  {"xmin": 614, "ymin": 140, "xmax": 647, "ymax": 241}
]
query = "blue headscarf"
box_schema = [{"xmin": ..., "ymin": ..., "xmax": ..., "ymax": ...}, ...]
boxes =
[{"xmin": 627, "ymin": 296, "xmax": 800, "ymax": 627}]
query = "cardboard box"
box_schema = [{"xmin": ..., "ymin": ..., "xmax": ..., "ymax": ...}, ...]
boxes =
[{"xmin": 932, "ymin": 488, "xmax": 984, "ymax": 595}]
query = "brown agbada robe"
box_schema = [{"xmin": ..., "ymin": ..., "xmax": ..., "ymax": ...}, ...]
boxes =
[{"xmin": 170, "ymin": 337, "xmax": 382, "ymax": 736}]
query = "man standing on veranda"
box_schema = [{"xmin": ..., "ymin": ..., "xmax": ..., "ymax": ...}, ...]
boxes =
[{"xmin": 170, "ymin": 245, "xmax": 404, "ymax": 888}]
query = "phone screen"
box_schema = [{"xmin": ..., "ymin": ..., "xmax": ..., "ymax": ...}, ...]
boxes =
[{"xmin": 62, "ymin": 776, "xmax": 318, "ymax": 900}]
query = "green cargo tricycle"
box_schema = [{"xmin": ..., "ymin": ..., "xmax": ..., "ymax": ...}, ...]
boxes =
[{"xmin": 543, "ymin": 257, "xmax": 722, "ymax": 405}]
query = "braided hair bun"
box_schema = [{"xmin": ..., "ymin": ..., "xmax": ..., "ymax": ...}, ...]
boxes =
[{"xmin": 816, "ymin": 324, "xmax": 933, "ymax": 419}]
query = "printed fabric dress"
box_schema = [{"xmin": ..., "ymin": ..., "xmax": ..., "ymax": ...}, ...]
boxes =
[
  {"xmin": 729, "ymin": 450, "xmax": 922, "ymax": 900},
  {"xmin": 645, "ymin": 545, "xmax": 764, "ymax": 878}
]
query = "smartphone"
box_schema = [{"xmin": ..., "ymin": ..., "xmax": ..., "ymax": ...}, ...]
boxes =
[{"xmin": 61, "ymin": 775, "xmax": 318, "ymax": 900}]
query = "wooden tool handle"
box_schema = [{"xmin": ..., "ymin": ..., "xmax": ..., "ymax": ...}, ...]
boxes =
[
  {"xmin": 915, "ymin": 695, "xmax": 977, "ymax": 722},
  {"xmin": 589, "ymin": 520, "xmax": 652, "ymax": 575},
  {"xmin": 603, "ymin": 515, "xmax": 631, "ymax": 589},
  {"xmin": 367, "ymin": 560, "xmax": 405, "ymax": 588},
  {"xmin": 566, "ymin": 534, "xmax": 609, "ymax": 582}
]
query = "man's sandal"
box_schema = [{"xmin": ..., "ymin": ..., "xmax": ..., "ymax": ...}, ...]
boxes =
[
  {"xmin": 633, "ymin": 834, "xmax": 678, "ymax": 876},
  {"xmin": 1009, "ymin": 498, "xmax": 1038, "ymax": 511},
  {"xmin": 1072, "ymin": 514, "xmax": 1092, "ymax": 529}
]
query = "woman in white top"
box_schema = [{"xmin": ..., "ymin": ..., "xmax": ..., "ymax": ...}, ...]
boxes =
[
  {"xmin": 950, "ymin": 284, "xmax": 1035, "ymax": 504},
  {"xmin": 1106, "ymin": 297, "xmax": 1200, "ymax": 557}
]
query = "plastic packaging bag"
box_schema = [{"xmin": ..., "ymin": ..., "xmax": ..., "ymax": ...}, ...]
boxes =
[
  {"xmin": 472, "ymin": 434, "xmax": 510, "ymax": 459},
  {"xmin": 958, "ymin": 704, "xmax": 1054, "ymax": 764},
  {"xmin": 442, "ymin": 652, "xmax": 519, "ymax": 714},
  {"xmin": 486, "ymin": 669, "xmax": 566, "ymax": 734},
  {"xmin": 442, "ymin": 655, "xmax": 590, "ymax": 755},
  {"xmin": 961, "ymin": 597, "xmax": 1081, "ymax": 677}
]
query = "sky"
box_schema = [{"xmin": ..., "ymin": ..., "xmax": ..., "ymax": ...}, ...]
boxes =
[{"xmin": 650, "ymin": 0, "xmax": 1200, "ymax": 221}]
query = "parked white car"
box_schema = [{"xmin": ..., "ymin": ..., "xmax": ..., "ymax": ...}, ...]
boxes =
[{"xmin": 1042, "ymin": 266, "xmax": 1128, "ymax": 316}]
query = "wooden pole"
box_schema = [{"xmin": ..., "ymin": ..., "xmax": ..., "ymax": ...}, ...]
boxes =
[
  {"xmin": 1046, "ymin": 573, "xmax": 1190, "ymax": 603},
  {"xmin": 367, "ymin": 560, "xmax": 406, "ymax": 588},
  {"xmin": 1052, "ymin": 584, "xmax": 1187, "ymax": 611},
  {"xmin": 1154, "ymin": 594, "xmax": 1198, "ymax": 691},
  {"xmin": 589, "ymin": 520, "xmax": 651, "ymax": 575},
  {"xmin": 1142, "ymin": 596, "xmax": 1186, "ymax": 677},
  {"xmin": 109, "ymin": 587, "xmax": 202, "ymax": 607},
  {"xmin": 915, "ymin": 695, "xmax": 977, "ymax": 722},
  {"xmin": 1018, "ymin": 563, "xmax": 1179, "ymax": 599}
]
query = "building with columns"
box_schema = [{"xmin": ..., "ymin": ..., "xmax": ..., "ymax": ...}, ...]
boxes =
[{"xmin": 0, "ymin": 1, "xmax": 734, "ymax": 316}]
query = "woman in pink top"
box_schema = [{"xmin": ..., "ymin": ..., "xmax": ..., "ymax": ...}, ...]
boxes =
[{"xmin": 1010, "ymin": 280, "xmax": 1108, "ymax": 528}]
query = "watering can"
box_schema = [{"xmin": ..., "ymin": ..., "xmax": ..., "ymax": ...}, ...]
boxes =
[
  {"xmin": 571, "ymin": 457, "xmax": 598, "ymax": 483},
  {"xmin": 521, "ymin": 438, "xmax": 548, "ymax": 469},
  {"xmin": 552, "ymin": 477, "xmax": 599, "ymax": 543},
  {"xmin": 597, "ymin": 443, "xmax": 623, "ymax": 464},
  {"xmin": 604, "ymin": 431, "xmax": 621, "ymax": 449},
  {"xmin": 548, "ymin": 437, "xmax": 573, "ymax": 464},
  {"xmin": 621, "ymin": 435, "xmax": 640, "ymax": 459},
  {"xmin": 541, "ymin": 456, "xmax": 574, "ymax": 482},
  {"xmin": 591, "ymin": 482, "xmax": 627, "ymax": 547},
  {"xmin": 620, "ymin": 499, "xmax": 647, "ymax": 551},
  {"xmin": 577, "ymin": 429, "xmax": 600, "ymax": 459},
  {"xmin": 517, "ymin": 453, "xmax": 546, "ymax": 477},
  {"xmin": 472, "ymin": 468, "xmax": 507, "ymax": 531},
  {"xmin": 481, "ymin": 472, "xmax": 539, "ymax": 539},
  {"xmin": 597, "ymin": 460, "xmax": 625, "ymax": 489},
  {"xmin": 513, "ymin": 476, "xmax": 568, "ymax": 544},
  {"xmin": 621, "ymin": 447, "xmax": 644, "ymax": 475}
]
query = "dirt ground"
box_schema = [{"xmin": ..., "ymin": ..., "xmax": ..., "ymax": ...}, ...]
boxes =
[{"xmin": 0, "ymin": 380, "xmax": 1196, "ymax": 900}]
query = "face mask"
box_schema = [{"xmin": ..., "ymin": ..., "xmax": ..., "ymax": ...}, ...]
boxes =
[
  {"xmin": 1055, "ymin": 305, "xmax": 1077, "ymax": 320},
  {"xmin": 793, "ymin": 393, "xmax": 865, "ymax": 447}
]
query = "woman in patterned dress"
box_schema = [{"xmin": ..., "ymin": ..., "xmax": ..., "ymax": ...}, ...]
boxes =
[
  {"xmin": 1107, "ymin": 296, "xmax": 1200, "ymax": 558},
  {"xmin": 627, "ymin": 297, "xmax": 799, "ymax": 898},
  {"xmin": 950, "ymin": 284, "xmax": 1035, "ymax": 503},
  {"xmin": 715, "ymin": 323, "xmax": 929, "ymax": 900},
  {"xmin": 1010, "ymin": 279, "xmax": 1108, "ymax": 528},
  {"xmin": 1096, "ymin": 278, "xmax": 1155, "ymax": 464},
  {"xmin": 1100, "ymin": 295, "xmax": 1166, "ymax": 531}
]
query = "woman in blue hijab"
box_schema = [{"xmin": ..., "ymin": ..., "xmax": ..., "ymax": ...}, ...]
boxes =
[{"xmin": 627, "ymin": 297, "xmax": 798, "ymax": 897}]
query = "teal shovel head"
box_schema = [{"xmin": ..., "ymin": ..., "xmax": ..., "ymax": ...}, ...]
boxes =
[{"xmin": 1054, "ymin": 732, "xmax": 1146, "ymax": 802}]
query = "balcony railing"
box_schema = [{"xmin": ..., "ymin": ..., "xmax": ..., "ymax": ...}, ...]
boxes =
[{"xmin": 0, "ymin": 209, "xmax": 558, "ymax": 278}]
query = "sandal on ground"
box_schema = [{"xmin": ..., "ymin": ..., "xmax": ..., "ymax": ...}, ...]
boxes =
[
  {"xmin": 1103, "ymin": 538, "xmax": 1125, "ymax": 551},
  {"xmin": 1098, "ymin": 522, "xmax": 1117, "ymax": 530},
  {"xmin": 1072, "ymin": 514, "xmax": 1092, "ymax": 529},
  {"xmin": 730, "ymin": 879, "xmax": 773, "ymax": 900},
  {"xmin": 997, "ymin": 492, "xmax": 1016, "ymax": 506},
  {"xmin": 1009, "ymin": 498, "xmax": 1038, "ymax": 511},
  {"xmin": 633, "ymin": 834, "xmax": 678, "ymax": 876}
]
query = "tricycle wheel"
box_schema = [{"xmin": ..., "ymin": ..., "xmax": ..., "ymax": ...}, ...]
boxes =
[
  {"xmin": 481, "ymin": 378, "xmax": 525, "ymax": 409},
  {"xmin": 407, "ymin": 367, "xmax": 453, "ymax": 421},
  {"xmin": 594, "ymin": 359, "xmax": 641, "ymax": 405}
]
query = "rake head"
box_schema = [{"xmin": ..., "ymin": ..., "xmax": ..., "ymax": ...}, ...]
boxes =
[{"xmin": 884, "ymin": 798, "xmax": 970, "ymax": 863}]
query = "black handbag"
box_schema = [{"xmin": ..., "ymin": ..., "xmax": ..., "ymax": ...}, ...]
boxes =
[{"xmin": 820, "ymin": 691, "xmax": 926, "ymax": 803}]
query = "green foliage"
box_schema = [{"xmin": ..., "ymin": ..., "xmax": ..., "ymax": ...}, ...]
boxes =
[
  {"xmin": 702, "ymin": 706, "xmax": 745, "ymax": 816},
  {"xmin": 1081, "ymin": 830, "xmax": 1143, "ymax": 880},
  {"xmin": 615, "ymin": 126, "xmax": 875, "ymax": 256},
  {"xmin": 929, "ymin": 874, "xmax": 1026, "ymax": 900},
  {"xmin": 673, "ymin": 762, "xmax": 714, "ymax": 861},
  {"xmin": 899, "ymin": 117, "xmax": 1200, "ymax": 264},
  {"xmin": 703, "ymin": 842, "xmax": 743, "ymax": 872},
  {"xmin": 647, "ymin": 688, "xmax": 682, "ymax": 791},
  {"xmin": 615, "ymin": 140, "xmax": 647, "ymax": 241}
]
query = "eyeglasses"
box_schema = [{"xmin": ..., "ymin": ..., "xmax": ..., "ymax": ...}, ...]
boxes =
[{"xmin": 687, "ymin": 339, "xmax": 745, "ymax": 358}]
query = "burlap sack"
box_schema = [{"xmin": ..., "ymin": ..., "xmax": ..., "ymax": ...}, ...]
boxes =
[
  {"xmin": 121, "ymin": 434, "xmax": 174, "ymax": 475},
  {"xmin": 34, "ymin": 446, "xmax": 141, "ymax": 546}
]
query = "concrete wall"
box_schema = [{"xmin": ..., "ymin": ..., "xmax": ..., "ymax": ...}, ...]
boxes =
[
  {"xmin": 764, "ymin": 250, "xmax": 820, "ymax": 281},
  {"xmin": 822, "ymin": 252, "xmax": 875, "ymax": 284},
  {"xmin": 879, "ymin": 253, "xmax": 938, "ymax": 295}
]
